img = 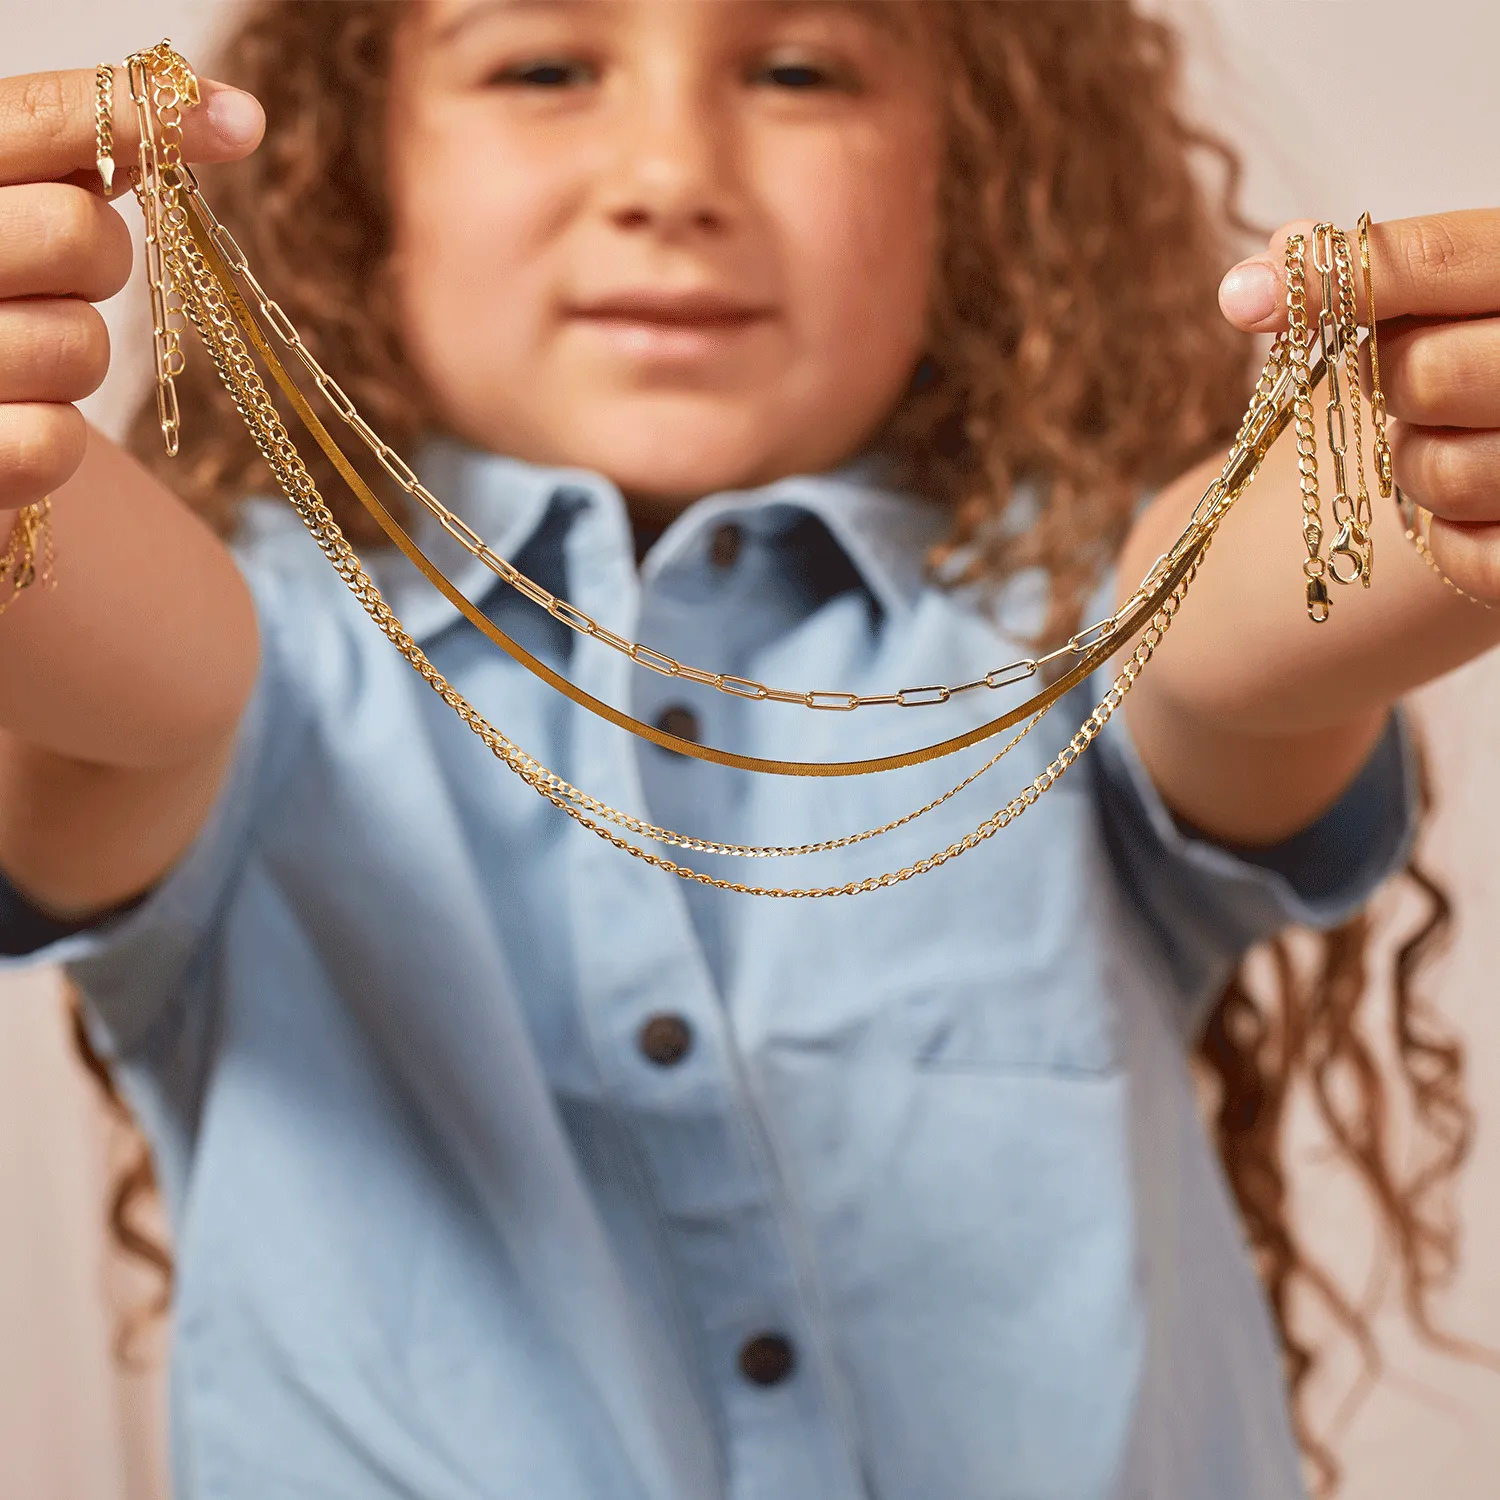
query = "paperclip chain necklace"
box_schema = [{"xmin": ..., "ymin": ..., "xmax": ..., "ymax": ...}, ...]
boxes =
[
  {"xmin": 107, "ymin": 41, "xmax": 1411, "ymax": 896},
  {"xmin": 181, "ymin": 179, "xmax": 1167, "ymax": 719}
]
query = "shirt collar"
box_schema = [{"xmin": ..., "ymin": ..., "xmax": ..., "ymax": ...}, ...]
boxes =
[
  {"xmin": 638, "ymin": 457, "xmax": 948, "ymax": 623},
  {"xmin": 367, "ymin": 434, "xmax": 950, "ymax": 645}
]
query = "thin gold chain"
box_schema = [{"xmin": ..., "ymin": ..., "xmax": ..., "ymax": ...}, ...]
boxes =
[
  {"xmin": 1284, "ymin": 233, "xmax": 1330, "ymax": 622},
  {"xmin": 1312, "ymin": 223, "xmax": 1356, "ymax": 585},
  {"xmin": 1396, "ymin": 488, "xmax": 1495, "ymax": 611},
  {"xmin": 126, "ymin": 43, "xmax": 197, "ymax": 457},
  {"xmin": 172, "ymin": 229, "xmax": 1185, "ymax": 889},
  {"xmin": 1357, "ymin": 212, "xmax": 1395, "ymax": 500},
  {"xmin": 93, "ymin": 63, "xmax": 116, "ymax": 195},
  {"xmin": 1329, "ymin": 224, "xmax": 1373, "ymax": 586}
]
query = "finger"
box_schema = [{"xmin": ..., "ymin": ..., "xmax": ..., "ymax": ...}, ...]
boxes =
[
  {"xmin": 1426, "ymin": 519, "xmax": 1500, "ymax": 602},
  {"xmin": 0, "ymin": 182, "xmax": 133, "ymax": 300},
  {"xmin": 0, "ymin": 67, "xmax": 263, "ymax": 190},
  {"xmin": 0, "ymin": 299, "xmax": 110, "ymax": 404},
  {"xmin": 1219, "ymin": 209, "xmax": 1500, "ymax": 335},
  {"xmin": 0, "ymin": 402, "xmax": 85, "ymax": 509},
  {"xmin": 1390, "ymin": 421, "xmax": 1500, "ymax": 525},
  {"xmin": 1219, "ymin": 218, "xmax": 1358, "ymax": 332},
  {"xmin": 1378, "ymin": 314, "xmax": 1500, "ymax": 428}
]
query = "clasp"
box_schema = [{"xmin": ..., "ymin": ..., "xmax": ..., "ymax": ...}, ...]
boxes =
[
  {"xmin": 1306, "ymin": 575, "xmax": 1332, "ymax": 623},
  {"xmin": 1328, "ymin": 518, "xmax": 1372, "ymax": 587}
]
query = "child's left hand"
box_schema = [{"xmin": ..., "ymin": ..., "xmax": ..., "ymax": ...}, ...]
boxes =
[{"xmin": 1218, "ymin": 208, "xmax": 1500, "ymax": 599}]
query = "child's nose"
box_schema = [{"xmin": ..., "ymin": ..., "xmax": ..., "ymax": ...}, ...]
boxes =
[
  {"xmin": 599, "ymin": 89, "xmax": 736, "ymax": 239},
  {"xmin": 605, "ymin": 170, "xmax": 727, "ymax": 237}
]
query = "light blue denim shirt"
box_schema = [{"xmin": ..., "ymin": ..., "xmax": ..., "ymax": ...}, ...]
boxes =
[{"xmin": 11, "ymin": 438, "xmax": 1415, "ymax": 1500}]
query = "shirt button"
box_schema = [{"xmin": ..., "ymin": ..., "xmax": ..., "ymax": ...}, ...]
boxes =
[
  {"xmin": 708, "ymin": 522, "xmax": 744, "ymax": 570},
  {"xmin": 654, "ymin": 703, "xmax": 700, "ymax": 745},
  {"xmin": 638, "ymin": 1013, "xmax": 694, "ymax": 1066},
  {"xmin": 738, "ymin": 1333, "xmax": 796, "ymax": 1387}
]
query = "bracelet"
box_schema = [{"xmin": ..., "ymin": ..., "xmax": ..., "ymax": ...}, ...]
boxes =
[
  {"xmin": 0, "ymin": 498, "xmax": 57, "ymax": 617},
  {"xmin": 1396, "ymin": 486, "xmax": 1494, "ymax": 611}
]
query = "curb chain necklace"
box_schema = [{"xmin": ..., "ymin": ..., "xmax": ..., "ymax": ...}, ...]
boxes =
[{"xmin": 80, "ymin": 41, "xmax": 1478, "ymax": 898}]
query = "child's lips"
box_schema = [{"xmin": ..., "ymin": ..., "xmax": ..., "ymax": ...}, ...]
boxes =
[{"xmin": 564, "ymin": 291, "xmax": 775, "ymax": 362}]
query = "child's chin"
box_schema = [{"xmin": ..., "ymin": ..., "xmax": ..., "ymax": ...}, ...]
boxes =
[{"xmin": 555, "ymin": 399, "xmax": 822, "ymax": 505}]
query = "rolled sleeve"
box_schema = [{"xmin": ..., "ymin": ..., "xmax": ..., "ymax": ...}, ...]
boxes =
[
  {"xmin": 0, "ymin": 557, "xmax": 299, "ymax": 1062},
  {"xmin": 1090, "ymin": 687, "xmax": 1420, "ymax": 1036}
]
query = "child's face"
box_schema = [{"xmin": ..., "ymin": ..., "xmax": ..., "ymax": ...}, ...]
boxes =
[{"xmin": 388, "ymin": 0, "xmax": 942, "ymax": 515}]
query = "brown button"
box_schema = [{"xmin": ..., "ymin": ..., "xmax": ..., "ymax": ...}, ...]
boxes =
[
  {"xmin": 638, "ymin": 1013, "xmax": 694, "ymax": 1066},
  {"xmin": 654, "ymin": 703, "xmax": 700, "ymax": 746},
  {"xmin": 738, "ymin": 1333, "xmax": 796, "ymax": 1387},
  {"xmin": 709, "ymin": 523, "xmax": 744, "ymax": 570}
]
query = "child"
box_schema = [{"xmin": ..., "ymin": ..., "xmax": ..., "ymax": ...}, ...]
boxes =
[{"xmin": 3, "ymin": 3, "xmax": 1499, "ymax": 1496}]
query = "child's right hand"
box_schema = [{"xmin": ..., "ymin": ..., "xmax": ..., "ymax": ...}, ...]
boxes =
[{"xmin": 0, "ymin": 67, "xmax": 264, "ymax": 508}]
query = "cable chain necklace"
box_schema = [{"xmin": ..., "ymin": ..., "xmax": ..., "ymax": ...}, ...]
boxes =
[{"xmin": 87, "ymin": 41, "xmax": 1470, "ymax": 897}]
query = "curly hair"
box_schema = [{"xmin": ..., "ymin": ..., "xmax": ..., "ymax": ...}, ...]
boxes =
[{"xmin": 71, "ymin": 2, "xmax": 1478, "ymax": 1490}]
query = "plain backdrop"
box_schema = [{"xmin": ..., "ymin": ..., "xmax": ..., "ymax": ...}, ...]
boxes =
[{"xmin": 2, "ymin": 4, "xmax": 1498, "ymax": 1498}]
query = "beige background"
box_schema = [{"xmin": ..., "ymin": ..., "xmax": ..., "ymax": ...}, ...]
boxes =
[{"xmin": 3, "ymin": 3, "xmax": 1498, "ymax": 1496}]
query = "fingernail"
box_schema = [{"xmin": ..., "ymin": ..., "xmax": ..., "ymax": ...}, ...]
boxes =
[
  {"xmin": 203, "ymin": 82, "xmax": 264, "ymax": 145},
  {"xmin": 1219, "ymin": 262, "xmax": 1279, "ymax": 325}
]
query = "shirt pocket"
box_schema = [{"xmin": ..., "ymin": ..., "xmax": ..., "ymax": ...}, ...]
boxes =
[
  {"xmin": 904, "ymin": 956, "xmax": 1122, "ymax": 1076},
  {"xmin": 741, "ymin": 800, "xmax": 1126, "ymax": 1080},
  {"xmin": 899, "ymin": 786, "xmax": 1124, "ymax": 1075}
]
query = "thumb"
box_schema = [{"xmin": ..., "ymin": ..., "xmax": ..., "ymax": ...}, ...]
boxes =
[
  {"xmin": 1217, "ymin": 219, "xmax": 1339, "ymax": 335},
  {"xmin": 1217, "ymin": 211, "xmax": 1500, "ymax": 335},
  {"xmin": 191, "ymin": 80, "xmax": 266, "ymax": 163},
  {"xmin": 0, "ymin": 67, "xmax": 263, "ymax": 194}
]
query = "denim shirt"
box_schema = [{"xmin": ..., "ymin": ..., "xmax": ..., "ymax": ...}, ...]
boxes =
[{"xmin": 5, "ymin": 438, "xmax": 1415, "ymax": 1500}]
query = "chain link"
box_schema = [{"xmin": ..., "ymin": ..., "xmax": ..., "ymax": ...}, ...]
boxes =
[
  {"xmin": 1357, "ymin": 212, "xmax": 1395, "ymax": 501},
  {"xmin": 1284, "ymin": 234, "xmax": 1330, "ymax": 621},
  {"xmin": 1330, "ymin": 226, "xmax": 1373, "ymax": 586},
  {"xmin": 93, "ymin": 63, "xmax": 116, "ymax": 195},
  {"xmin": 1314, "ymin": 227, "xmax": 1351, "ymax": 545},
  {"xmin": 126, "ymin": 46, "xmax": 197, "ymax": 456}
]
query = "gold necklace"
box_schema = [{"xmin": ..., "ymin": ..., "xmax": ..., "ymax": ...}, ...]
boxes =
[{"xmin": 107, "ymin": 41, "xmax": 1402, "ymax": 896}]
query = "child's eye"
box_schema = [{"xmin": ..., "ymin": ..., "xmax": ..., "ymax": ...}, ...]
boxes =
[
  {"xmin": 748, "ymin": 55, "xmax": 851, "ymax": 92},
  {"xmin": 487, "ymin": 58, "xmax": 598, "ymax": 90}
]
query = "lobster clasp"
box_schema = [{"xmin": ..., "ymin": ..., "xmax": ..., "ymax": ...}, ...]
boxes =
[
  {"xmin": 1306, "ymin": 575, "xmax": 1332, "ymax": 623},
  {"xmin": 1328, "ymin": 519, "xmax": 1371, "ymax": 587}
]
